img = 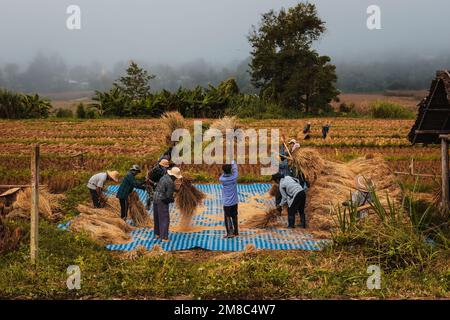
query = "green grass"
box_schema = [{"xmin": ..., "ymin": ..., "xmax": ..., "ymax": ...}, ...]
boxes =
[
  {"xmin": 1, "ymin": 218, "xmax": 448, "ymax": 299},
  {"xmin": 369, "ymin": 101, "xmax": 415, "ymax": 119}
]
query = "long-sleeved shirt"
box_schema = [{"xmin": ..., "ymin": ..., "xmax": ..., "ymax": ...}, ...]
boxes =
[
  {"xmin": 219, "ymin": 160, "xmax": 238, "ymax": 207},
  {"xmin": 153, "ymin": 174, "xmax": 176, "ymax": 203},
  {"xmin": 116, "ymin": 171, "xmax": 145, "ymax": 200},
  {"xmin": 279, "ymin": 176, "xmax": 305, "ymax": 208}
]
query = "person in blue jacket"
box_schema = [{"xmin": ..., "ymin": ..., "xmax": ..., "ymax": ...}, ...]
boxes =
[
  {"xmin": 219, "ymin": 159, "xmax": 239, "ymax": 238},
  {"xmin": 116, "ymin": 165, "xmax": 146, "ymax": 220}
]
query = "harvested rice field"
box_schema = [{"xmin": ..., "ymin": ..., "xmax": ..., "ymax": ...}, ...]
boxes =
[{"xmin": 0, "ymin": 118, "xmax": 449, "ymax": 300}]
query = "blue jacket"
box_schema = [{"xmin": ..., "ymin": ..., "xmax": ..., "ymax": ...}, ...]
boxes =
[
  {"xmin": 219, "ymin": 160, "xmax": 238, "ymax": 207},
  {"xmin": 116, "ymin": 171, "xmax": 145, "ymax": 200}
]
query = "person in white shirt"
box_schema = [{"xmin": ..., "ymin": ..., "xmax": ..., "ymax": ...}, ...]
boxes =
[
  {"xmin": 272, "ymin": 173, "xmax": 307, "ymax": 228},
  {"xmin": 87, "ymin": 171, "xmax": 119, "ymax": 208}
]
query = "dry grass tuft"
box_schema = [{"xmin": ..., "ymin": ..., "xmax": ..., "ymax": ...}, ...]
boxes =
[
  {"xmin": 290, "ymin": 148, "xmax": 325, "ymax": 184},
  {"xmin": 209, "ymin": 116, "xmax": 240, "ymax": 135},
  {"xmin": 161, "ymin": 111, "xmax": 186, "ymax": 143}
]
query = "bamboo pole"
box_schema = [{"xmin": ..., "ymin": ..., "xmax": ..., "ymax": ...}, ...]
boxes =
[
  {"xmin": 441, "ymin": 138, "xmax": 449, "ymax": 213},
  {"xmin": 30, "ymin": 144, "xmax": 40, "ymax": 264}
]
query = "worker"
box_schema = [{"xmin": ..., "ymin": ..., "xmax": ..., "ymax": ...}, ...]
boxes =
[
  {"xmin": 288, "ymin": 139, "xmax": 300, "ymax": 153},
  {"xmin": 153, "ymin": 167, "xmax": 182, "ymax": 242},
  {"xmin": 303, "ymin": 122, "xmax": 312, "ymax": 140},
  {"xmin": 322, "ymin": 123, "xmax": 331, "ymax": 139},
  {"xmin": 272, "ymin": 173, "xmax": 307, "ymax": 228},
  {"xmin": 116, "ymin": 165, "xmax": 146, "ymax": 220},
  {"xmin": 342, "ymin": 175, "xmax": 374, "ymax": 219},
  {"xmin": 145, "ymin": 159, "xmax": 170, "ymax": 210},
  {"xmin": 86, "ymin": 170, "xmax": 119, "ymax": 208},
  {"xmin": 219, "ymin": 159, "xmax": 239, "ymax": 238}
]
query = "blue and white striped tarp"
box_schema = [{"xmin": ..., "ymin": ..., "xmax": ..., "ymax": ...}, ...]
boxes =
[{"xmin": 97, "ymin": 184, "xmax": 328, "ymax": 252}]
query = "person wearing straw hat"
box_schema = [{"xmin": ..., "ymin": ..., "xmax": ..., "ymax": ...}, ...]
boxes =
[
  {"xmin": 145, "ymin": 159, "xmax": 170, "ymax": 210},
  {"xmin": 343, "ymin": 175, "xmax": 374, "ymax": 219},
  {"xmin": 87, "ymin": 170, "xmax": 119, "ymax": 208},
  {"xmin": 288, "ymin": 139, "xmax": 300, "ymax": 153},
  {"xmin": 153, "ymin": 166, "xmax": 182, "ymax": 242},
  {"xmin": 116, "ymin": 165, "xmax": 146, "ymax": 220}
]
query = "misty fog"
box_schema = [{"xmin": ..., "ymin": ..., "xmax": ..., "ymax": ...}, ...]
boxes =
[{"xmin": 1, "ymin": 0, "xmax": 450, "ymax": 94}]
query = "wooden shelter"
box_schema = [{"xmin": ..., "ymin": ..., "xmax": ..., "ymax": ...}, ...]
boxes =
[{"xmin": 408, "ymin": 70, "xmax": 450, "ymax": 213}]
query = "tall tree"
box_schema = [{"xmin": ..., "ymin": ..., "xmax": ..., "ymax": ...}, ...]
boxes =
[
  {"xmin": 114, "ymin": 61, "xmax": 155, "ymax": 100},
  {"xmin": 248, "ymin": 3, "xmax": 339, "ymax": 113}
]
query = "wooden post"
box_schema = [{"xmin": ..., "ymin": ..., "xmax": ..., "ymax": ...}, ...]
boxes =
[
  {"xmin": 30, "ymin": 144, "xmax": 40, "ymax": 264},
  {"xmin": 441, "ymin": 137, "xmax": 449, "ymax": 214}
]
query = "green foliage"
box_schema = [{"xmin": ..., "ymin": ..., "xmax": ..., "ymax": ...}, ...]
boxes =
[
  {"xmin": 248, "ymin": 3, "xmax": 339, "ymax": 113},
  {"xmin": 369, "ymin": 101, "xmax": 414, "ymax": 119},
  {"xmin": 114, "ymin": 61, "xmax": 155, "ymax": 101},
  {"xmin": 55, "ymin": 108, "xmax": 74, "ymax": 118},
  {"xmin": 0, "ymin": 88, "xmax": 51, "ymax": 119},
  {"xmin": 76, "ymin": 103, "xmax": 86, "ymax": 119}
]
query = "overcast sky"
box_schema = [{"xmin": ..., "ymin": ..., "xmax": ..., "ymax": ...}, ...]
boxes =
[{"xmin": 1, "ymin": 0, "xmax": 449, "ymax": 67}]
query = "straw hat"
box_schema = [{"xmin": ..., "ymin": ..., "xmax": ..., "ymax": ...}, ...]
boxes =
[
  {"xmin": 167, "ymin": 167, "xmax": 182, "ymax": 179},
  {"xmin": 107, "ymin": 170, "xmax": 119, "ymax": 182},
  {"xmin": 355, "ymin": 175, "xmax": 374, "ymax": 192},
  {"xmin": 159, "ymin": 159, "xmax": 170, "ymax": 168},
  {"xmin": 288, "ymin": 139, "xmax": 297, "ymax": 144}
]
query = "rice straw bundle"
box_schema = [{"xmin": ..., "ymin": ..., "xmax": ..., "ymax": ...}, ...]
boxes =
[
  {"xmin": 175, "ymin": 178, "xmax": 206, "ymax": 225},
  {"xmin": 209, "ymin": 116, "xmax": 240, "ymax": 135},
  {"xmin": 72, "ymin": 200, "xmax": 135, "ymax": 245},
  {"xmin": 70, "ymin": 214, "xmax": 132, "ymax": 245},
  {"xmin": 7, "ymin": 187, "xmax": 63, "ymax": 221},
  {"xmin": 244, "ymin": 204, "xmax": 281, "ymax": 229},
  {"xmin": 161, "ymin": 111, "xmax": 186, "ymax": 143},
  {"xmin": 290, "ymin": 148, "xmax": 325, "ymax": 184},
  {"xmin": 128, "ymin": 191, "xmax": 152, "ymax": 227}
]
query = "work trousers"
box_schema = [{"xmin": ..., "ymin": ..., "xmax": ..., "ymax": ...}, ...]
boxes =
[
  {"xmin": 224, "ymin": 204, "xmax": 239, "ymax": 236},
  {"xmin": 119, "ymin": 198, "xmax": 128, "ymax": 219},
  {"xmin": 154, "ymin": 201, "xmax": 170, "ymax": 240},
  {"xmin": 288, "ymin": 191, "xmax": 306, "ymax": 228},
  {"xmin": 89, "ymin": 188, "xmax": 101, "ymax": 208}
]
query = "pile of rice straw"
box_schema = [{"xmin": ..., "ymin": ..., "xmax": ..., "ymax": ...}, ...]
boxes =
[
  {"xmin": 0, "ymin": 218, "xmax": 22, "ymax": 254},
  {"xmin": 161, "ymin": 111, "xmax": 186, "ymax": 144},
  {"xmin": 6, "ymin": 187, "xmax": 64, "ymax": 221},
  {"xmin": 209, "ymin": 116, "xmax": 240, "ymax": 135},
  {"xmin": 175, "ymin": 178, "xmax": 206, "ymax": 228},
  {"xmin": 287, "ymin": 148, "xmax": 401, "ymax": 236},
  {"xmin": 71, "ymin": 198, "xmax": 134, "ymax": 245}
]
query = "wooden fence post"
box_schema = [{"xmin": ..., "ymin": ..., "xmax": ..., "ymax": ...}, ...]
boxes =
[
  {"xmin": 441, "ymin": 137, "xmax": 449, "ymax": 214},
  {"xmin": 30, "ymin": 144, "xmax": 40, "ymax": 264}
]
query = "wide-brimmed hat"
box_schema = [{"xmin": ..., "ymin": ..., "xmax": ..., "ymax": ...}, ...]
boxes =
[
  {"xmin": 130, "ymin": 164, "xmax": 141, "ymax": 172},
  {"xmin": 167, "ymin": 167, "xmax": 182, "ymax": 179},
  {"xmin": 159, "ymin": 159, "xmax": 170, "ymax": 168},
  {"xmin": 355, "ymin": 175, "xmax": 374, "ymax": 192},
  {"xmin": 107, "ymin": 170, "xmax": 119, "ymax": 182},
  {"xmin": 288, "ymin": 139, "xmax": 297, "ymax": 144}
]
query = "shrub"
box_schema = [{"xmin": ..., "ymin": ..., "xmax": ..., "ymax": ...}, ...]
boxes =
[
  {"xmin": 76, "ymin": 103, "xmax": 86, "ymax": 119},
  {"xmin": 369, "ymin": 101, "xmax": 414, "ymax": 119},
  {"xmin": 55, "ymin": 108, "xmax": 73, "ymax": 118},
  {"xmin": 0, "ymin": 89, "xmax": 51, "ymax": 119}
]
